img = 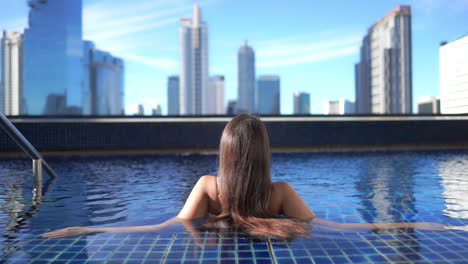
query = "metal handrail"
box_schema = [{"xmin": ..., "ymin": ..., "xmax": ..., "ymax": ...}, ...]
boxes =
[{"xmin": 0, "ymin": 112, "xmax": 57, "ymax": 202}]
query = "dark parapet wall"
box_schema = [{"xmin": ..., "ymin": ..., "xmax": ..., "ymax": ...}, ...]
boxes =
[{"xmin": 1, "ymin": 116, "xmax": 468, "ymax": 153}]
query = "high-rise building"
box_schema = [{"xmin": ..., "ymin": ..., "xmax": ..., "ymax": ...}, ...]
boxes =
[
  {"xmin": 179, "ymin": 3, "xmax": 209, "ymax": 115},
  {"xmin": 417, "ymin": 96, "xmax": 440, "ymax": 114},
  {"xmin": 293, "ymin": 91, "xmax": 310, "ymax": 115},
  {"xmin": 440, "ymin": 35, "xmax": 468, "ymax": 114},
  {"xmin": 23, "ymin": 0, "xmax": 84, "ymax": 115},
  {"xmin": 237, "ymin": 41, "xmax": 255, "ymax": 113},
  {"xmin": 152, "ymin": 105, "xmax": 162, "ymax": 116},
  {"xmin": 135, "ymin": 104, "xmax": 144, "ymax": 116},
  {"xmin": 167, "ymin": 75, "xmax": 179, "ymax": 115},
  {"xmin": 227, "ymin": 100, "xmax": 237, "ymax": 115},
  {"xmin": 1, "ymin": 30, "xmax": 23, "ymax": 115},
  {"xmin": 323, "ymin": 99, "xmax": 355, "ymax": 115},
  {"xmin": 355, "ymin": 5, "xmax": 412, "ymax": 114},
  {"xmin": 256, "ymin": 75, "xmax": 280, "ymax": 115},
  {"xmin": 206, "ymin": 75, "xmax": 225, "ymax": 115},
  {"xmin": 355, "ymin": 35, "xmax": 371, "ymax": 114},
  {"xmin": 83, "ymin": 40, "xmax": 124, "ymax": 115}
]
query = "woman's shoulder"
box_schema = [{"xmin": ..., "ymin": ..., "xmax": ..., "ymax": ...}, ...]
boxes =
[
  {"xmin": 198, "ymin": 175, "xmax": 218, "ymax": 198},
  {"xmin": 272, "ymin": 181, "xmax": 294, "ymax": 192}
]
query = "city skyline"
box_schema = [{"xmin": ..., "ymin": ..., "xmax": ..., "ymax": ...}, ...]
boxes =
[{"xmin": 0, "ymin": 0, "xmax": 466, "ymax": 115}]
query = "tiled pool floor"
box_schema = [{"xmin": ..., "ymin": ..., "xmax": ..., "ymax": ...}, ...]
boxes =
[{"xmin": 2, "ymin": 228, "xmax": 467, "ymax": 263}]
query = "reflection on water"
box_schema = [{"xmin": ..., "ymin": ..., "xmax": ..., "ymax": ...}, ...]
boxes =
[{"xmin": 438, "ymin": 155, "xmax": 468, "ymax": 219}]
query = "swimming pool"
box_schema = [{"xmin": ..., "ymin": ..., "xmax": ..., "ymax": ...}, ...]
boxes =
[{"xmin": 1, "ymin": 150, "xmax": 467, "ymax": 263}]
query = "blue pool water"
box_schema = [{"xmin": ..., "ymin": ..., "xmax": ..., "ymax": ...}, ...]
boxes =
[{"xmin": 0, "ymin": 150, "xmax": 467, "ymax": 263}]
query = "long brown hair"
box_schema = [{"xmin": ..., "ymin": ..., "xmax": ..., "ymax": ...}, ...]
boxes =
[{"xmin": 211, "ymin": 114, "xmax": 311, "ymax": 238}]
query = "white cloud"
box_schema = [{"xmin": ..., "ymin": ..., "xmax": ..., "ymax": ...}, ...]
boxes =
[
  {"xmin": 254, "ymin": 33, "xmax": 361, "ymax": 68},
  {"xmin": 258, "ymin": 46, "xmax": 359, "ymax": 67},
  {"xmin": 256, "ymin": 35, "xmax": 361, "ymax": 59},
  {"xmin": 121, "ymin": 53, "xmax": 177, "ymax": 70},
  {"xmin": 86, "ymin": 16, "xmax": 179, "ymax": 41}
]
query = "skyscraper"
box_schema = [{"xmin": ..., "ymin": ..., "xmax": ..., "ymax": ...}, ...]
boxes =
[
  {"xmin": 355, "ymin": 5, "xmax": 412, "ymax": 114},
  {"xmin": 23, "ymin": 0, "xmax": 84, "ymax": 115},
  {"xmin": 355, "ymin": 35, "xmax": 371, "ymax": 114},
  {"xmin": 179, "ymin": 3, "xmax": 209, "ymax": 115},
  {"xmin": 256, "ymin": 75, "xmax": 280, "ymax": 115},
  {"xmin": 206, "ymin": 75, "xmax": 225, "ymax": 115},
  {"xmin": 237, "ymin": 41, "xmax": 255, "ymax": 113},
  {"xmin": 152, "ymin": 105, "xmax": 162, "ymax": 116},
  {"xmin": 293, "ymin": 92, "xmax": 310, "ymax": 115},
  {"xmin": 135, "ymin": 104, "xmax": 144, "ymax": 116},
  {"xmin": 440, "ymin": 35, "xmax": 468, "ymax": 114},
  {"xmin": 227, "ymin": 100, "xmax": 237, "ymax": 115},
  {"xmin": 323, "ymin": 99, "xmax": 355, "ymax": 115},
  {"xmin": 167, "ymin": 75, "xmax": 180, "ymax": 115},
  {"xmin": 417, "ymin": 96, "xmax": 440, "ymax": 114},
  {"xmin": 83, "ymin": 40, "xmax": 125, "ymax": 115},
  {"xmin": 1, "ymin": 30, "xmax": 23, "ymax": 115}
]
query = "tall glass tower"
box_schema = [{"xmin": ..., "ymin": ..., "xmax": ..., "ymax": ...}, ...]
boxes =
[
  {"xmin": 237, "ymin": 41, "xmax": 255, "ymax": 113},
  {"xmin": 23, "ymin": 0, "xmax": 83, "ymax": 115},
  {"xmin": 179, "ymin": 3, "xmax": 209, "ymax": 115},
  {"xmin": 256, "ymin": 75, "xmax": 280, "ymax": 115},
  {"xmin": 167, "ymin": 75, "xmax": 180, "ymax": 115},
  {"xmin": 293, "ymin": 91, "xmax": 310, "ymax": 115},
  {"xmin": 355, "ymin": 5, "xmax": 412, "ymax": 114}
]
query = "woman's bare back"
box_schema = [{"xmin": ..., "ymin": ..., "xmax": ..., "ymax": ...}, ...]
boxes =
[{"xmin": 180, "ymin": 175, "xmax": 316, "ymax": 220}]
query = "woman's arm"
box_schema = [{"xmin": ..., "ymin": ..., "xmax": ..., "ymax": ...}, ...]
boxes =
[
  {"xmin": 43, "ymin": 176, "xmax": 211, "ymax": 238},
  {"xmin": 177, "ymin": 175, "xmax": 211, "ymax": 219},
  {"xmin": 279, "ymin": 181, "xmax": 316, "ymax": 221},
  {"xmin": 310, "ymin": 217, "xmax": 447, "ymax": 231},
  {"xmin": 42, "ymin": 217, "xmax": 181, "ymax": 238}
]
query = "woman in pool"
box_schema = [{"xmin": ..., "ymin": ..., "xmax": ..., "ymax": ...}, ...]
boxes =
[{"xmin": 43, "ymin": 114, "xmax": 461, "ymax": 239}]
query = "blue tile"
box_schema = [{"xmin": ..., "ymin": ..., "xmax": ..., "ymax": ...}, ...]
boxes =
[
  {"xmin": 237, "ymin": 244, "xmax": 251, "ymax": 250},
  {"xmin": 277, "ymin": 259, "xmax": 295, "ymax": 264},
  {"xmin": 39, "ymin": 252, "xmax": 59, "ymax": 259},
  {"xmin": 347, "ymin": 255, "xmax": 368, "ymax": 263},
  {"xmin": 274, "ymin": 250, "xmax": 292, "ymax": 258},
  {"xmin": 220, "ymin": 259, "xmax": 236, "ymax": 264},
  {"xmin": 256, "ymin": 259, "xmax": 274, "ymax": 264},
  {"xmin": 252, "ymin": 244, "xmax": 268, "ymax": 250},
  {"xmin": 146, "ymin": 252, "xmax": 164, "ymax": 259},
  {"xmin": 311, "ymin": 257, "xmax": 332, "ymax": 264},
  {"xmin": 57, "ymin": 252, "xmax": 76, "ymax": 259},
  {"xmin": 91, "ymin": 251, "xmax": 111, "ymax": 259},
  {"xmin": 220, "ymin": 251, "xmax": 235, "ymax": 258},
  {"xmin": 129, "ymin": 252, "xmax": 147, "ymax": 258},
  {"xmin": 294, "ymin": 258, "xmax": 313, "ymax": 264},
  {"xmin": 238, "ymin": 251, "xmax": 252, "ymax": 258},
  {"xmin": 331, "ymin": 256, "xmax": 349, "ymax": 263},
  {"xmin": 167, "ymin": 252, "xmax": 184, "ymax": 259},
  {"xmin": 254, "ymin": 251, "xmax": 271, "ymax": 258},
  {"xmin": 221, "ymin": 244, "xmax": 235, "ymax": 251},
  {"xmin": 368, "ymin": 254, "xmax": 387, "ymax": 262}
]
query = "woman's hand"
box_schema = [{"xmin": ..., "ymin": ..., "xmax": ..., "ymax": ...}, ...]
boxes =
[
  {"xmin": 414, "ymin": 222, "xmax": 447, "ymax": 231},
  {"xmin": 41, "ymin": 227, "xmax": 94, "ymax": 238}
]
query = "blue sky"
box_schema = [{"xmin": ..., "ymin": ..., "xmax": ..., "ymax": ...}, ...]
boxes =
[{"xmin": 1, "ymin": 0, "xmax": 467, "ymax": 114}]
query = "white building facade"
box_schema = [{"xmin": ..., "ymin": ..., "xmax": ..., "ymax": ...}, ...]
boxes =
[
  {"xmin": 440, "ymin": 35, "xmax": 468, "ymax": 114},
  {"xmin": 179, "ymin": 4, "xmax": 209, "ymax": 115},
  {"xmin": 0, "ymin": 30, "xmax": 23, "ymax": 115},
  {"xmin": 356, "ymin": 6, "xmax": 412, "ymax": 114},
  {"xmin": 323, "ymin": 99, "xmax": 355, "ymax": 115},
  {"xmin": 206, "ymin": 75, "xmax": 225, "ymax": 115}
]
